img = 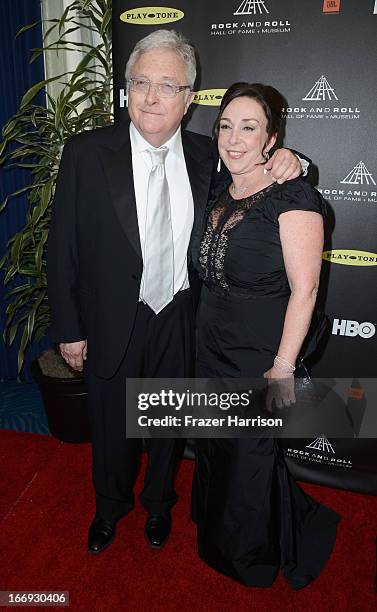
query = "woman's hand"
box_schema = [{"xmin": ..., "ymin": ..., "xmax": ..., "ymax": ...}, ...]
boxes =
[{"xmin": 263, "ymin": 366, "xmax": 296, "ymax": 411}]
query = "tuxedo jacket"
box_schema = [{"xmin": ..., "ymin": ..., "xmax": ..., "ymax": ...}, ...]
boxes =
[{"xmin": 47, "ymin": 121, "xmax": 215, "ymax": 379}]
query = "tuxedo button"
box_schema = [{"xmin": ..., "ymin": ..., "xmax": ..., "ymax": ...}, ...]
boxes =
[{"xmin": 131, "ymin": 274, "xmax": 138, "ymax": 280}]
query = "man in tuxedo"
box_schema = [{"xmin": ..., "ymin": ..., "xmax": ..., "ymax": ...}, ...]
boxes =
[{"xmin": 47, "ymin": 29, "xmax": 302, "ymax": 554}]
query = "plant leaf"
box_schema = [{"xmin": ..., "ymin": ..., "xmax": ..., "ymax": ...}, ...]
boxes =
[
  {"xmin": 20, "ymin": 73, "xmax": 67, "ymax": 109},
  {"xmin": 16, "ymin": 20, "xmax": 41, "ymax": 38},
  {"xmin": 18, "ymin": 324, "xmax": 29, "ymax": 373},
  {"xmin": 59, "ymin": 5, "xmax": 71, "ymax": 34}
]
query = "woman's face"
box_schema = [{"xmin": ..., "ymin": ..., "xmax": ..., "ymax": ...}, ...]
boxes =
[{"xmin": 217, "ymin": 96, "xmax": 276, "ymax": 176}]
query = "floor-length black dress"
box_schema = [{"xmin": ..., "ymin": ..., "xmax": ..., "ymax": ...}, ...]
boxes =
[{"xmin": 192, "ymin": 177, "xmax": 340, "ymax": 590}]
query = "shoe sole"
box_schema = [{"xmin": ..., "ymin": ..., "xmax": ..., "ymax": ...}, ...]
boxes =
[
  {"xmin": 143, "ymin": 529, "xmax": 169, "ymax": 550},
  {"xmin": 88, "ymin": 532, "xmax": 115, "ymax": 555}
]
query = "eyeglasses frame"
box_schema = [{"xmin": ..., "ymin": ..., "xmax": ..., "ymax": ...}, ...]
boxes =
[{"xmin": 127, "ymin": 77, "xmax": 192, "ymax": 98}]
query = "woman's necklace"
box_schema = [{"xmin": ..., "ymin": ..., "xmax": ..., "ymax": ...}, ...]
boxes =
[
  {"xmin": 231, "ymin": 183, "xmax": 253, "ymax": 197},
  {"xmin": 230, "ymin": 165, "xmax": 266, "ymax": 197},
  {"xmin": 231, "ymin": 175, "xmax": 274, "ymax": 198}
]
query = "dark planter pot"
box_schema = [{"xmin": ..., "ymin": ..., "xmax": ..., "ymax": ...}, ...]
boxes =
[{"xmin": 31, "ymin": 359, "xmax": 91, "ymax": 443}]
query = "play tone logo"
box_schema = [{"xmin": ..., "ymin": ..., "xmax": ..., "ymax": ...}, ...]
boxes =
[
  {"xmin": 120, "ymin": 7, "xmax": 184, "ymax": 25},
  {"xmin": 322, "ymin": 250, "xmax": 377, "ymax": 266},
  {"xmin": 286, "ymin": 435, "xmax": 353, "ymax": 469},
  {"xmin": 318, "ymin": 162, "xmax": 377, "ymax": 205},
  {"xmin": 211, "ymin": 0, "xmax": 290, "ymax": 37},
  {"xmin": 283, "ymin": 75, "xmax": 360, "ymax": 121},
  {"xmin": 192, "ymin": 89, "xmax": 226, "ymax": 106},
  {"xmin": 332, "ymin": 319, "xmax": 376, "ymax": 339},
  {"xmin": 323, "ymin": 0, "xmax": 341, "ymax": 14}
]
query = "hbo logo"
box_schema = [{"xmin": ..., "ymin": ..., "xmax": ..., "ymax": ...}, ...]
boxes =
[{"xmin": 332, "ymin": 319, "xmax": 376, "ymax": 339}]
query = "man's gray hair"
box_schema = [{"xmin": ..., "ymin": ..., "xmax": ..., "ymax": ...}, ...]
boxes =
[{"xmin": 125, "ymin": 29, "xmax": 197, "ymax": 89}]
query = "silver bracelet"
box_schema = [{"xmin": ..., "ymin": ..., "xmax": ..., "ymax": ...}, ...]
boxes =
[{"xmin": 274, "ymin": 355, "xmax": 296, "ymax": 373}]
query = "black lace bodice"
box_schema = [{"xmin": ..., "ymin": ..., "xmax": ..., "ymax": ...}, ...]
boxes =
[{"xmin": 198, "ymin": 184, "xmax": 275, "ymax": 294}]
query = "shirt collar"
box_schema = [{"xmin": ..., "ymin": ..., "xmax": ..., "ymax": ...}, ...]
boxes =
[{"xmin": 130, "ymin": 122, "xmax": 183, "ymax": 158}]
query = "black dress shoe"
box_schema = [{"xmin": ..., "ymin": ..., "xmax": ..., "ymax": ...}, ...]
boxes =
[
  {"xmin": 88, "ymin": 517, "xmax": 116, "ymax": 554},
  {"xmin": 144, "ymin": 515, "xmax": 171, "ymax": 549}
]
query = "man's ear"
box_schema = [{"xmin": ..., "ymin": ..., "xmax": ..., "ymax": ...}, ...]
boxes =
[{"xmin": 184, "ymin": 91, "xmax": 195, "ymax": 115}]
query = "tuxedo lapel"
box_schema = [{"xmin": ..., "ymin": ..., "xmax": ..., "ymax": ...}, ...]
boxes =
[
  {"xmin": 97, "ymin": 125, "xmax": 212, "ymax": 263},
  {"xmin": 98, "ymin": 122, "xmax": 142, "ymax": 259}
]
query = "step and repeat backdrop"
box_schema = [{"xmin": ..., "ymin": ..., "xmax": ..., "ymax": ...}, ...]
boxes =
[{"xmin": 112, "ymin": 0, "xmax": 377, "ymax": 493}]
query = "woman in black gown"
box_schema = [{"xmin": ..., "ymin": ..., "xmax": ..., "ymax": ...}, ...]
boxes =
[{"xmin": 192, "ymin": 83, "xmax": 340, "ymax": 590}]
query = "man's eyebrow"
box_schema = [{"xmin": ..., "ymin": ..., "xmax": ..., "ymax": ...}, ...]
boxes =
[
  {"xmin": 133, "ymin": 74, "xmax": 179, "ymax": 82},
  {"xmin": 160, "ymin": 76, "xmax": 180, "ymax": 82}
]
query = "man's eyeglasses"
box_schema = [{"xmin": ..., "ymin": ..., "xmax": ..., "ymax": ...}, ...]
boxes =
[{"xmin": 127, "ymin": 77, "xmax": 191, "ymax": 98}]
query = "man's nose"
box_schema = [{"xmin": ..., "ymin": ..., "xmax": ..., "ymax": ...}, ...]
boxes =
[{"xmin": 145, "ymin": 83, "xmax": 159, "ymax": 105}]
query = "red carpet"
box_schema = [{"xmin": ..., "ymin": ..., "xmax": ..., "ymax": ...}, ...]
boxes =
[{"xmin": 0, "ymin": 430, "xmax": 376, "ymax": 611}]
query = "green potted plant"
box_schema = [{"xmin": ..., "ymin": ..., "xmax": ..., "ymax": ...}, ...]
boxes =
[{"xmin": 0, "ymin": 0, "xmax": 113, "ymax": 442}]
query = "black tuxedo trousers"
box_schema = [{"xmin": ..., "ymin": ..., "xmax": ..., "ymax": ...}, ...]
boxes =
[{"xmin": 86, "ymin": 290, "xmax": 195, "ymax": 521}]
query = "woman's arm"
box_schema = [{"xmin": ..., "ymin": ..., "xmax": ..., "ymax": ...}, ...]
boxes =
[{"xmin": 264, "ymin": 209, "xmax": 324, "ymax": 380}]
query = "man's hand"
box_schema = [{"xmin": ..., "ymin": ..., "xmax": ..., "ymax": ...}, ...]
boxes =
[
  {"xmin": 60, "ymin": 340, "xmax": 87, "ymax": 372},
  {"xmin": 265, "ymin": 149, "xmax": 301, "ymax": 184}
]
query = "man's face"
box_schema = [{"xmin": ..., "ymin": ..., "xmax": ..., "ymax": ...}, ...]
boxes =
[{"xmin": 127, "ymin": 49, "xmax": 194, "ymax": 147}]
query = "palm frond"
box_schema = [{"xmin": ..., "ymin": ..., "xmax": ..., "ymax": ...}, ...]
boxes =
[{"xmin": 0, "ymin": 0, "xmax": 113, "ymax": 374}]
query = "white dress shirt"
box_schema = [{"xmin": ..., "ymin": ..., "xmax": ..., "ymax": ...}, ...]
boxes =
[{"xmin": 130, "ymin": 123, "xmax": 194, "ymax": 301}]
